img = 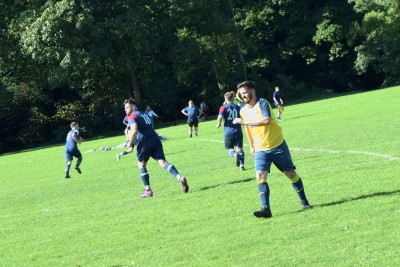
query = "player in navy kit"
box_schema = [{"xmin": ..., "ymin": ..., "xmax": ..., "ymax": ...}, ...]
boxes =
[
  {"xmin": 64, "ymin": 122, "xmax": 83, "ymax": 178},
  {"xmin": 124, "ymin": 99, "xmax": 189, "ymax": 197},
  {"xmin": 181, "ymin": 100, "xmax": 202, "ymax": 138},
  {"xmin": 216, "ymin": 91, "xmax": 245, "ymax": 170}
]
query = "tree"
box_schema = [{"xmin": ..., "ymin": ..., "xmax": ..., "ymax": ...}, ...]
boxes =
[{"xmin": 350, "ymin": 0, "xmax": 400, "ymax": 85}]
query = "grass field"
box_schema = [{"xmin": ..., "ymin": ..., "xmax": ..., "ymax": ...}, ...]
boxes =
[{"xmin": 1, "ymin": 87, "xmax": 399, "ymax": 266}]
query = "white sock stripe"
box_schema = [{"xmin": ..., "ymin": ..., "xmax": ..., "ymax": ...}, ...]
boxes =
[
  {"xmin": 167, "ymin": 164, "xmax": 173, "ymax": 172},
  {"xmin": 140, "ymin": 172, "xmax": 149, "ymax": 176}
]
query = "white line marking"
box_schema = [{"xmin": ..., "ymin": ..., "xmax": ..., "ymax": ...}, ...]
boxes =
[{"xmin": 186, "ymin": 138, "xmax": 399, "ymax": 160}]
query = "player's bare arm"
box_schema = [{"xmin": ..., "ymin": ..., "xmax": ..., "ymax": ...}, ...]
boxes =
[
  {"xmin": 233, "ymin": 117, "xmax": 271, "ymax": 126},
  {"xmin": 129, "ymin": 123, "xmax": 138, "ymax": 147},
  {"xmin": 216, "ymin": 114, "xmax": 223, "ymax": 128}
]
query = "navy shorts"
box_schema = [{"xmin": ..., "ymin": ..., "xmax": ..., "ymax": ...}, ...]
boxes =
[
  {"xmin": 187, "ymin": 119, "xmax": 199, "ymax": 127},
  {"xmin": 254, "ymin": 141, "xmax": 296, "ymax": 172},
  {"xmin": 224, "ymin": 129, "xmax": 243, "ymax": 149},
  {"xmin": 136, "ymin": 136, "xmax": 166, "ymax": 162},
  {"xmin": 65, "ymin": 147, "xmax": 82, "ymax": 162}
]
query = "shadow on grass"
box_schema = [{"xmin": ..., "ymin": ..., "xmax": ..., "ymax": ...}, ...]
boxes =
[
  {"xmin": 194, "ymin": 177, "xmax": 255, "ymax": 192},
  {"xmin": 312, "ymin": 189, "xmax": 400, "ymax": 209}
]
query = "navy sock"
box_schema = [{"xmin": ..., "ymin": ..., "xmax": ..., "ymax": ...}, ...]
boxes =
[
  {"xmin": 258, "ymin": 182, "xmax": 270, "ymax": 209},
  {"xmin": 238, "ymin": 150, "xmax": 245, "ymax": 165},
  {"xmin": 164, "ymin": 163, "xmax": 179, "ymax": 178},
  {"xmin": 139, "ymin": 168, "xmax": 150, "ymax": 187},
  {"xmin": 65, "ymin": 163, "xmax": 71, "ymax": 174},
  {"xmin": 76, "ymin": 157, "xmax": 82, "ymax": 168},
  {"xmin": 291, "ymin": 176, "xmax": 308, "ymax": 203}
]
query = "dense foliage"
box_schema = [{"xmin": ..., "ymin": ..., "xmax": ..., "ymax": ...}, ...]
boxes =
[{"xmin": 1, "ymin": 0, "xmax": 399, "ymax": 152}]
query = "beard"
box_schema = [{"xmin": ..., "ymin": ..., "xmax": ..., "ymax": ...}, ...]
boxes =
[{"xmin": 242, "ymin": 93, "xmax": 252, "ymax": 104}]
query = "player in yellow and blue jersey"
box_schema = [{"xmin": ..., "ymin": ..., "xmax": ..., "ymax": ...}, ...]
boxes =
[{"xmin": 233, "ymin": 81, "xmax": 310, "ymax": 218}]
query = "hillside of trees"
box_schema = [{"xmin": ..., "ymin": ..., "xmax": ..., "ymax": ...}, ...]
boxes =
[{"xmin": 1, "ymin": 0, "xmax": 399, "ymax": 152}]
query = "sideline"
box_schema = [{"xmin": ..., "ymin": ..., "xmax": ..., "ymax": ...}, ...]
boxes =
[{"xmin": 185, "ymin": 138, "xmax": 399, "ymax": 161}]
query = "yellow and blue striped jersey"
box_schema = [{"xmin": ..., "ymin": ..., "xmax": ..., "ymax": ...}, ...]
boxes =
[{"xmin": 240, "ymin": 98, "xmax": 284, "ymax": 151}]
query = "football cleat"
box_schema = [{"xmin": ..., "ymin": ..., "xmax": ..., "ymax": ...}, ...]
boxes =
[
  {"xmin": 240, "ymin": 165, "xmax": 245, "ymax": 171},
  {"xmin": 301, "ymin": 201, "xmax": 311, "ymax": 210},
  {"xmin": 139, "ymin": 189, "xmax": 153, "ymax": 198},
  {"xmin": 65, "ymin": 174, "xmax": 71, "ymax": 179},
  {"xmin": 253, "ymin": 208, "xmax": 272, "ymax": 218},
  {"xmin": 116, "ymin": 153, "xmax": 121, "ymax": 161},
  {"xmin": 75, "ymin": 166, "xmax": 82, "ymax": 174},
  {"xmin": 180, "ymin": 177, "xmax": 189, "ymax": 193}
]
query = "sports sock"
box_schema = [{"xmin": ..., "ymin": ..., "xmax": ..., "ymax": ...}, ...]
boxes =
[
  {"xmin": 258, "ymin": 182, "xmax": 270, "ymax": 209},
  {"xmin": 121, "ymin": 151, "xmax": 128, "ymax": 156},
  {"xmin": 164, "ymin": 162, "xmax": 180, "ymax": 179},
  {"xmin": 76, "ymin": 157, "xmax": 82, "ymax": 168},
  {"xmin": 237, "ymin": 150, "xmax": 245, "ymax": 166},
  {"xmin": 139, "ymin": 168, "xmax": 150, "ymax": 187},
  {"xmin": 290, "ymin": 174, "xmax": 308, "ymax": 203},
  {"xmin": 65, "ymin": 163, "xmax": 71, "ymax": 174},
  {"xmin": 227, "ymin": 149, "xmax": 235, "ymax": 157}
]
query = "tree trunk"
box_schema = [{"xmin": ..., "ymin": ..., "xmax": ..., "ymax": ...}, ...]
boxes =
[{"xmin": 130, "ymin": 71, "xmax": 142, "ymax": 104}]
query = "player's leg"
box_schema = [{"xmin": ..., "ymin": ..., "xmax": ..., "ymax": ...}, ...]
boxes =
[
  {"xmin": 236, "ymin": 131, "xmax": 245, "ymax": 170},
  {"xmin": 188, "ymin": 122, "xmax": 193, "ymax": 138},
  {"xmin": 283, "ymin": 169, "xmax": 310, "ymax": 209},
  {"xmin": 253, "ymin": 151, "xmax": 273, "ymax": 218},
  {"xmin": 194, "ymin": 120, "xmax": 199, "ymax": 136},
  {"xmin": 116, "ymin": 144, "xmax": 134, "ymax": 161},
  {"xmin": 154, "ymin": 144, "xmax": 189, "ymax": 193},
  {"xmin": 136, "ymin": 142, "xmax": 153, "ymax": 198},
  {"xmin": 272, "ymin": 141, "xmax": 310, "ymax": 209},
  {"xmin": 65, "ymin": 149, "xmax": 72, "ymax": 178},
  {"xmin": 224, "ymin": 133, "xmax": 236, "ymax": 158},
  {"xmin": 74, "ymin": 150, "xmax": 82, "ymax": 174}
]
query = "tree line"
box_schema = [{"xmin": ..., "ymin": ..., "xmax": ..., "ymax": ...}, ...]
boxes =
[{"xmin": 1, "ymin": 0, "xmax": 399, "ymax": 153}]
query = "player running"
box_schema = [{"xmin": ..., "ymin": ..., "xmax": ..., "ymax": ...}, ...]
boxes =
[
  {"xmin": 124, "ymin": 99, "xmax": 189, "ymax": 197},
  {"xmin": 64, "ymin": 122, "xmax": 83, "ymax": 178},
  {"xmin": 216, "ymin": 91, "xmax": 245, "ymax": 170}
]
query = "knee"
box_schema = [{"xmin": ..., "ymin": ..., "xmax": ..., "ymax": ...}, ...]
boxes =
[
  {"xmin": 284, "ymin": 170, "xmax": 297, "ymax": 179},
  {"xmin": 256, "ymin": 172, "xmax": 267, "ymax": 184}
]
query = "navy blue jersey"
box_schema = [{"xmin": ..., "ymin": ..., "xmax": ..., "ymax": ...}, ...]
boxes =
[
  {"xmin": 184, "ymin": 106, "xmax": 200, "ymax": 121},
  {"xmin": 219, "ymin": 103, "xmax": 242, "ymax": 130},
  {"xmin": 65, "ymin": 129, "xmax": 79, "ymax": 150},
  {"xmin": 127, "ymin": 111, "xmax": 158, "ymax": 141},
  {"xmin": 273, "ymin": 91, "xmax": 281, "ymax": 103}
]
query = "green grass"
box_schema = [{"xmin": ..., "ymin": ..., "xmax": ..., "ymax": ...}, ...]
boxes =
[{"xmin": 1, "ymin": 86, "xmax": 399, "ymax": 266}]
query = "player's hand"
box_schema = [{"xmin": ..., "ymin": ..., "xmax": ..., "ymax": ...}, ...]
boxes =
[
  {"xmin": 216, "ymin": 124, "xmax": 220, "ymax": 129},
  {"xmin": 232, "ymin": 118, "xmax": 242, "ymax": 125},
  {"xmin": 250, "ymin": 147, "xmax": 255, "ymax": 157},
  {"xmin": 79, "ymin": 137, "xmax": 84, "ymax": 142}
]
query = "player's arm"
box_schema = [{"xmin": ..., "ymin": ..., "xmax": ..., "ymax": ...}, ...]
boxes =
[
  {"xmin": 216, "ymin": 114, "xmax": 223, "ymax": 128},
  {"xmin": 128, "ymin": 123, "xmax": 138, "ymax": 147},
  {"xmin": 181, "ymin": 108, "xmax": 188, "ymax": 116},
  {"xmin": 244, "ymin": 125, "xmax": 255, "ymax": 156},
  {"xmin": 216, "ymin": 106, "xmax": 225, "ymax": 128},
  {"xmin": 72, "ymin": 132, "xmax": 82, "ymax": 145},
  {"xmin": 198, "ymin": 107, "xmax": 203, "ymax": 117},
  {"xmin": 233, "ymin": 99, "xmax": 271, "ymax": 126}
]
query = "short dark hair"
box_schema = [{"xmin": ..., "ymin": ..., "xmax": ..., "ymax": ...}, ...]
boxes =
[
  {"xmin": 70, "ymin": 121, "xmax": 78, "ymax": 128},
  {"xmin": 124, "ymin": 98, "xmax": 136, "ymax": 105},
  {"xmin": 237, "ymin": 81, "xmax": 256, "ymax": 90}
]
